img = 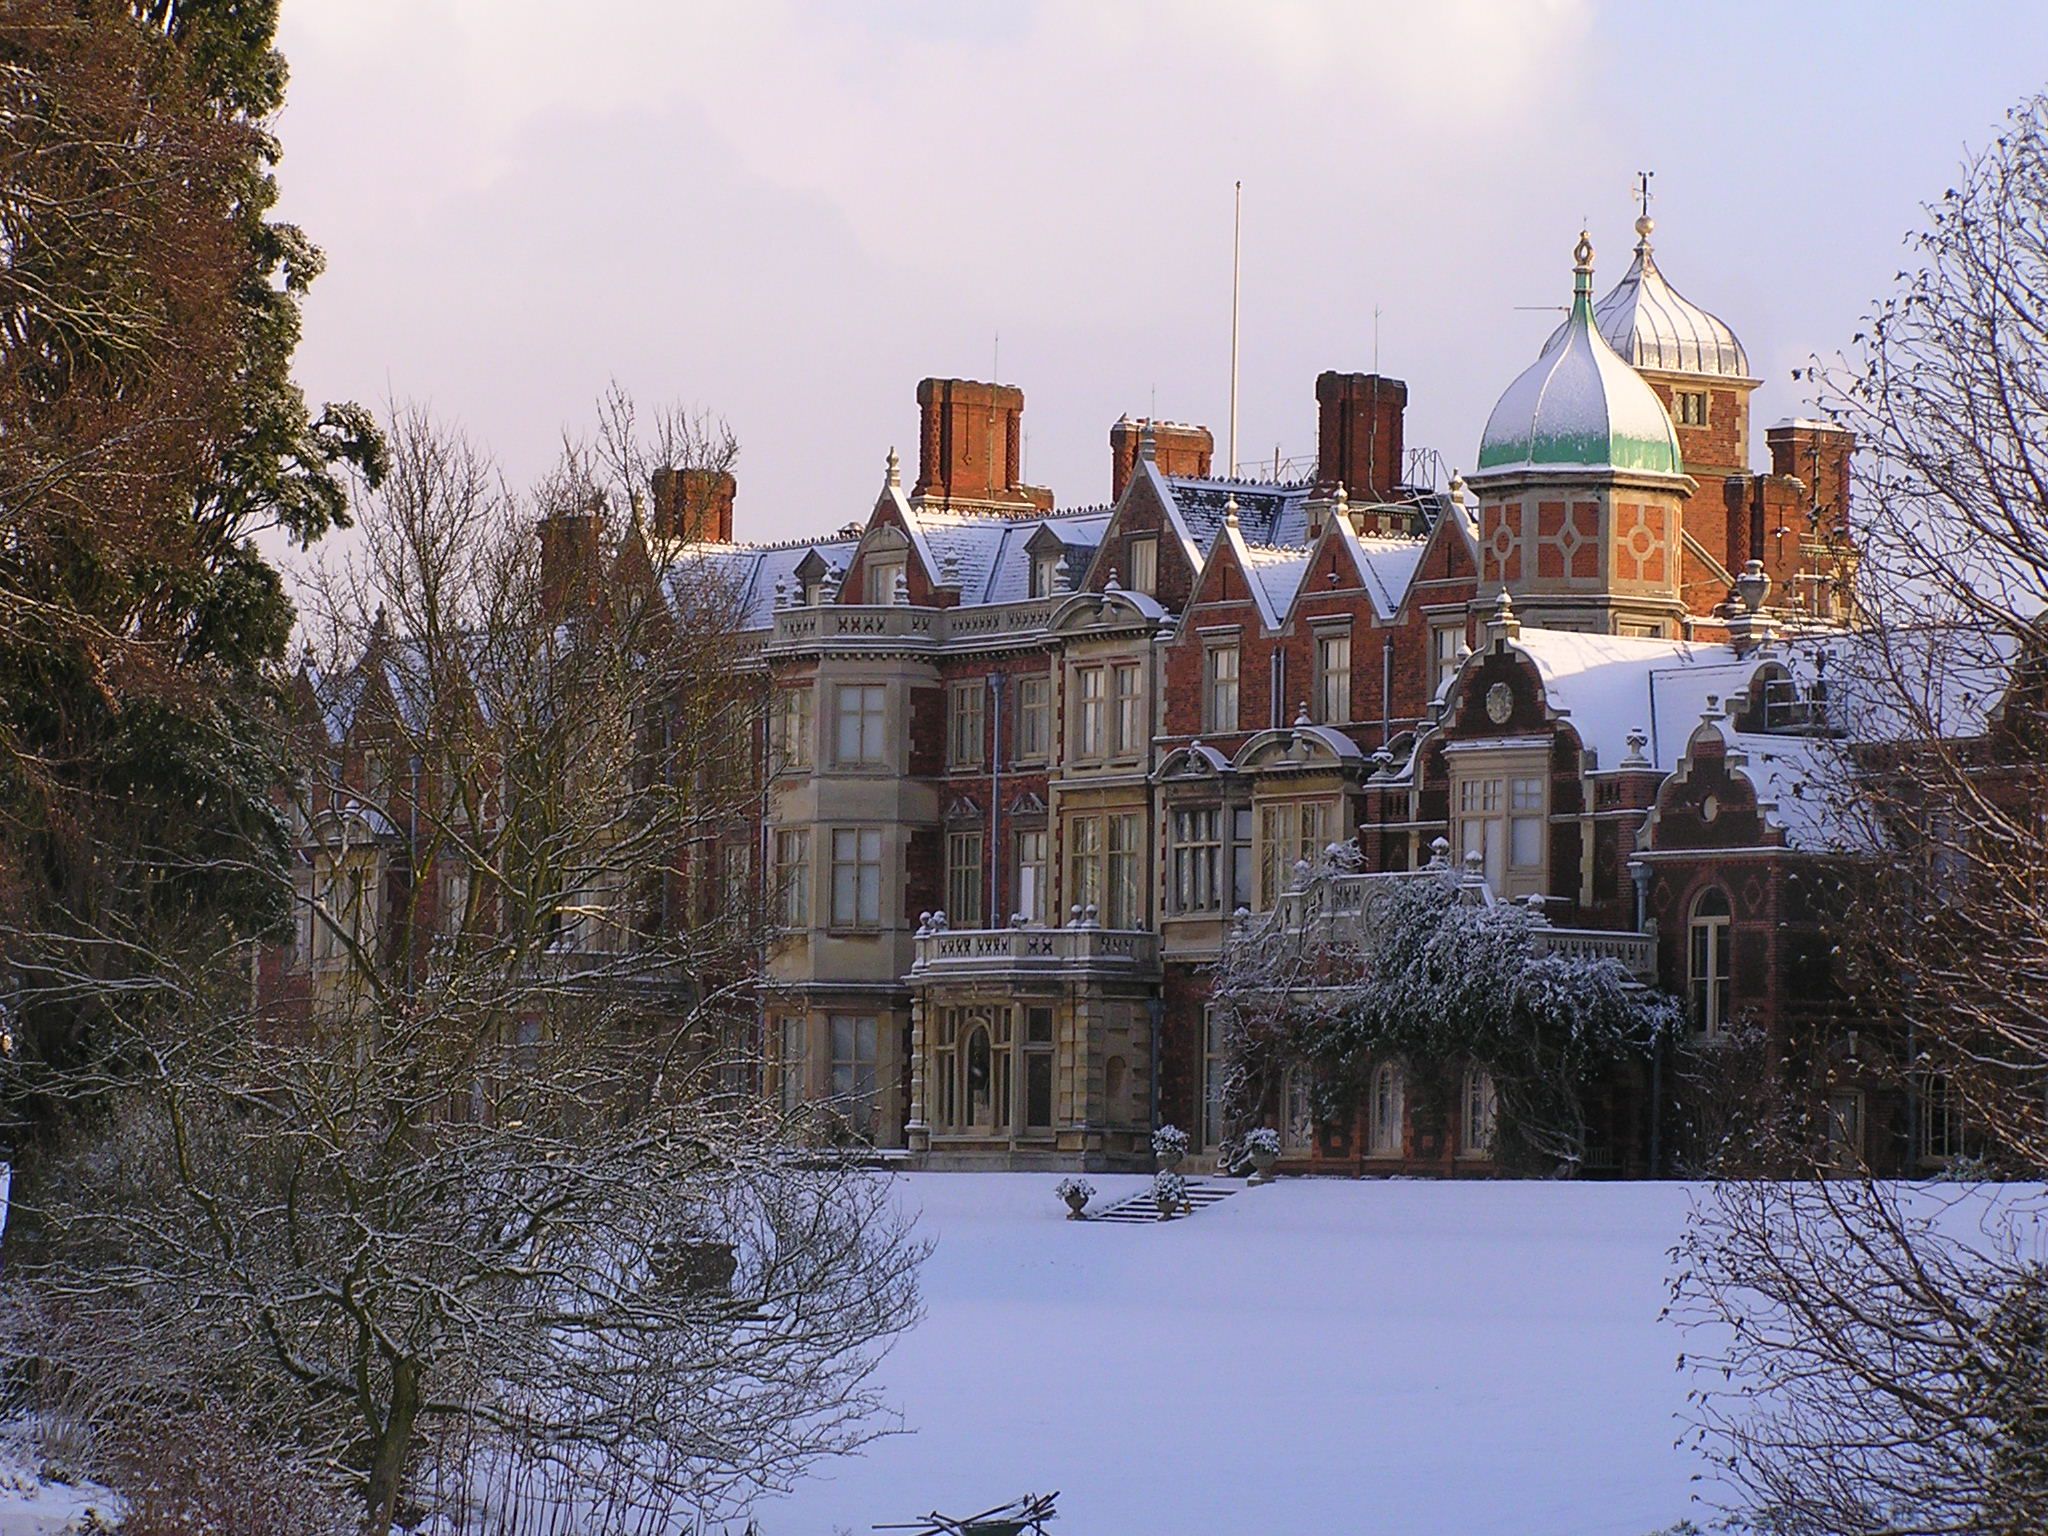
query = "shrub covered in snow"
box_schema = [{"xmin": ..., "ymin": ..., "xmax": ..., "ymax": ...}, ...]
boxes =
[
  {"xmin": 1209, "ymin": 867, "xmax": 1682, "ymax": 1175},
  {"xmin": 1151, "ymin": 1170, "xmax": 1187, "ymax": 1217},
  {"xmin": 1053, "ymin": 1177, "xmax": 1095, "ymax": 1212},
  {"xmin": 1151, "ymin": 1124, "xmax": 1190, "ymax": 1163},
  {"xmin": 1243, "ymin": 1127, "xmax": 1281, "ymax": 1157}
]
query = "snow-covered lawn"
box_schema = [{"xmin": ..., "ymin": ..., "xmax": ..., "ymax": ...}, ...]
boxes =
[{"xmin": 757, "ymin": 1174, "xmax": 1708, "ymax": 1536}]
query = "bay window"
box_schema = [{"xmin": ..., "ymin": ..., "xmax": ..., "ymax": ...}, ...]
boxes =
[{"xmin": 829, "ymin": 827, "xmax": 883, "ymax": 928}]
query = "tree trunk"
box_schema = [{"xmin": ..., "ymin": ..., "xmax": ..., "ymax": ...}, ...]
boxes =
[{"xmin": 364, "ymin": 1359, "xmax": 421, "ymax": 1535}]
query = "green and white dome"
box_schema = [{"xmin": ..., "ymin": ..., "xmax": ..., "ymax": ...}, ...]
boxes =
[{"xmin": 1476, "ymin": 233, "xmax": 1685, "ymax": 479}]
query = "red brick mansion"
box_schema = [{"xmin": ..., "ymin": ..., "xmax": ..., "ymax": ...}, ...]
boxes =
[{"xmin": 281, "ymin": 221, "xmax": 1989, "ymax": 1178}]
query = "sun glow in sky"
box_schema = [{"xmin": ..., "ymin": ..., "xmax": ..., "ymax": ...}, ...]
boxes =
[{"xmin": 276, "ymin": 1, "xmax": 2048, "ymax": 538}]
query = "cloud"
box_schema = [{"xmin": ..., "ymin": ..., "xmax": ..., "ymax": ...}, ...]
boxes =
[{"xmin": 272, "ymin": 0, "xmax": 2046, "ymax": 543}]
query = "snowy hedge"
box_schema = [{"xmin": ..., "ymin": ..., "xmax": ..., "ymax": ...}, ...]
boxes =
[{"xmin": 1210, "ymin": 867, "xmax": 1682, "ymax": 1175}]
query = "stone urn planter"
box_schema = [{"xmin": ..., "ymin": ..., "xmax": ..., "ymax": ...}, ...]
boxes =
[
  {"xmin": 1245, "ymin": 1127, "xmax": 1281, "ymax": 1186},
  {"xmin": 1152, "ymin": 1169, "xmax": 1187, "ymax": 1220},
  {"xmin": 1054, "ymin": 1176, "xmax": 1095, "ymax": 1220},
  {"xmin": 1151, "ymin": 1123, "xmax": 1189, "ymax": 1174}
]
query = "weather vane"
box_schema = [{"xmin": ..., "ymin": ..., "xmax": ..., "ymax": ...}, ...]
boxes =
[{"xmin": 1636, "ymin": 169, "xmax": 1654, "ymax": 222}]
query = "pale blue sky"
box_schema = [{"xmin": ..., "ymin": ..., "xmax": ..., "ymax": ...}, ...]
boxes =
[{"xmin": 275, "ymin": 1, "xmax": 2048, "ymax": 540}]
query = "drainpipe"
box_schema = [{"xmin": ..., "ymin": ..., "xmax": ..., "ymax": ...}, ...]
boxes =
[
  {"xmin": 1632, "ymin": 858, "xmax": 1663, "ymax": 1176},
  {"xmin": 1380, "ymin": 635, "xmax": 1393, "ymax": 748},
  {"xmin": 989, "ymin": 672, "xmax": 1005, "ymax": 926},
  {"xmin": 1147, "ymin": 994, "xmax": 1164, "ymax": 1137}
]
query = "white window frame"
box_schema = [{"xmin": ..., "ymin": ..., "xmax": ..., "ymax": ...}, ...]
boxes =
[
  {"xmin": 1111, "ymin": 662, "xmax": 1143, "ymax": 757},
  {"xmin": 1127, "ymin": 534, "xmax": 1158, "ymax": 596},
  {"xmin": 1106, "ymin": 811, "xmax": 1142, "ymax": 928},
  {"xmin": 948, "ymin": 680, "xmax": 985, "ymax": 768},
  {"xmin": 1015, "ymin": 675, "xmax": 1051, "ymax": 761},
  {"xmin": 834, "ymin": 682, "xmax": 888, "ymax": 768},
  {"xmin": 1368, "ymin": 1061, "xmax": 1404, "ymax": 1158},
  {"xmin": 1430, "ymin": 619, "xmax": 1465, "ymax": 695},
  {"xmin": 776, "ymin": 685, "xmax": 813, "ymax": 771},
  {"xmin": 1204, "ymin": 641, "xmax": 1240, "ymax": 734},
  {"xmin": 779, "ymin": 1015, "xmax": 806, "ymax": 1111},
  {"xmin": 1072, "ymin": 666, "xmax": 1105, "ymax": 759},
  {"xmin": 1169, "ymin": 806, "xmax": 1223, "ymax": 914},
  {"xmin": 829, "ymin": 1014, "xmax": 879, "ymax": 1133},
  {"xmin": 945, "ymin": 829, "xmax": 984, "ymax": 927},
  {"xmin": 1459, "ymin": 1066, "xmax": 1497, "ymax": 1157},
  {"xmin": 772, "ymin": 827, "xmax": 810, "ymax": 929},
  {"xmin": 1312, "ymin": 627, "xmax": 1352, "ymax": 725},
  {"xmin": 1688, "ymin": 888, "xmax": 1732, "ymax": 1036},
  {"xmin": 829, "ymin": 827, "xmax": 884, "ymax": 929},
  {"xmin": 1014, "ymin": 827, "xmax": 1047, "ymax": 923},
  {"xmin": 864, "ymin": 555, "xmax": 905, "ymax": 604}
]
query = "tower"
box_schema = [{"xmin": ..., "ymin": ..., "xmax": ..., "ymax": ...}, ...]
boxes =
[{"xmin": 1466, "ymin": 232, "xmax": 1698, "ymax": 638}]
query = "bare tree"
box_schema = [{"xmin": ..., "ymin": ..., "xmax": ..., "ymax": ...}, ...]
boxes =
[
  {"xmin": 1676, "ymin": 94, "xmax": 2048, "ymax": 1536},
  {"xmin": 7, "ymin": 405, "xmax": 923, "ymax": 1534}
]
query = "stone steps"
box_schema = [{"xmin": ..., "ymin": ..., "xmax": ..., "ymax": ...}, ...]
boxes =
[{"xmin": 1086, "ymin": 1177, "xmax": 1239, "ymax": 1224}]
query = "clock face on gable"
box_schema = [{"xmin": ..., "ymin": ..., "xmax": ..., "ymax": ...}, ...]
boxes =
[{"xmin": 1485, "ymin": 682, "xmax": 1514, "ymax": 725}]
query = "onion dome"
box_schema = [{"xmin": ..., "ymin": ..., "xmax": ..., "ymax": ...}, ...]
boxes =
[
  {"xmin": 1476, "ymin": 232, "xmax": 1684, "ymax": 478},
  {"xmin": 1549, "ymin": 215, "xmax": 1750, "ymax": 379}
]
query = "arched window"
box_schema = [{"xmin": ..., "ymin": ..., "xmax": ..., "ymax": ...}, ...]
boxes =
[
  {"xmin": 1369, "ymin": 1062, "xmax": 1404, "ymax": 1158},
  {"xmin": 1459, "ymin": 1066, "xmax": 1497, "ymax": 1157},
  {"xmin": 1281, "ymin": 1065, "xmax": 1315, "ymax": 1152},
  {"xmin": 1688, "ymin": 888, "xmax": 1732, "ymax": 1036},
  {"xmin": 964, "ymin": 1023, "xmax": 993, "ymax": 1130}
]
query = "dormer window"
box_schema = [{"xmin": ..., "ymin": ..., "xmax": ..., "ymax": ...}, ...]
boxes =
[
  {"xmin": 1029, "ymin": 552, "xmax": 1059, "ymax": 599},
  {"xmin": 1127, "ymin": 535, "xmax": 1158, "ymax": 596},
  {"xmin": 864, "ymin": 555, "xmax": 905, "ymax": 604}
]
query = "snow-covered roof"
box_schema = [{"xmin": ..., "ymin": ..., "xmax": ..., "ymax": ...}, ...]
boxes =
[
  {"xmin": 1165, "ymin": 475, "xmax": 1316, "ymax": 552},
  {"xmin": 1334, "ymin": 521, "xmax": 1431, "ymax": 621},
  {"xmin": 1550, "ymin": 219, "xmax": 1751, "ymax": 381},
  {"xmin": 1718, "ymin": 728, "xmax": 1874, "ymax": 853},
  {"xmin": 915, "ymin": 507, "xmax": 1110, "ymax": 606},
  {"xmin": 1476, "ymin": 233, "xmax": 1685, "ymax": 480},
  {"xmin": 1507, "ymin": 627, "xmax": 1763, "ymax": 770},
  {"xmin": 667, "ymin": 537, "xmax": 864, "ymax": 630}
]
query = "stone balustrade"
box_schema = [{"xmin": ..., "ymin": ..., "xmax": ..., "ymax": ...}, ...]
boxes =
[
  {"xmin": 909, "ymin": 920, "xmax": 1160, "ymax": 982},
  {"xmin": 768, "ymin": 599, "xmax": 1060, "ymax": 655}
]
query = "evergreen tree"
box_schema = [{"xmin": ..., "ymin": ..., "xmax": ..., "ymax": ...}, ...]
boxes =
[{"xmin": 0, "ymin": 2, "xmax": 384, "ymax": 1097}]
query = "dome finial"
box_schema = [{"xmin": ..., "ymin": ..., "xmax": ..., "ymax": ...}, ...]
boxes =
[
  {"xmin": 1572, "ymin": 229, "xmax": 1595, "ymax": 303},
  {"xmin": 1634, "ymin": 168, "xmax": 1655, "ymax": 250}
]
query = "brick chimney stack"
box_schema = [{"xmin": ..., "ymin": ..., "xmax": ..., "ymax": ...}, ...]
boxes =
[
  {"xmin": 914, "ymin": 377, "xmax": 1053, "ymax": 512},
  {"xmin": 1315, "ymin": 372, "xmax": 1408, "ymax": 500},
  {"xmin": 1765, "ymin": 419, "xmax": 1855, "ymax": 542},
  {"xmin": 539, "ymin": 502, "xmax": 603, "ymax": 618},
  {"xmin": 650, "ymin": 466, "xmax": 736, "ymax": 543},
  {"xmin": 1110, "ymin": 417, "xmax": 1213, "ymax": 501}
]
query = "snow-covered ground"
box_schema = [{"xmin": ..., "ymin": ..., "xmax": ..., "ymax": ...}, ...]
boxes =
[
  {"xmin": 757, "ymin": 1174, "xmax": 1709, "ymax": 1536},
  {"xmin": 0, "ymin": 1448, "xmax": 120, "ymax": 1536}
]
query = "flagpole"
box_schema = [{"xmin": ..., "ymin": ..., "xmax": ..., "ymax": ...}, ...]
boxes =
[{"xmin": 1229, "ymin": 179, "xmax": 1242, "ymax": 476}]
